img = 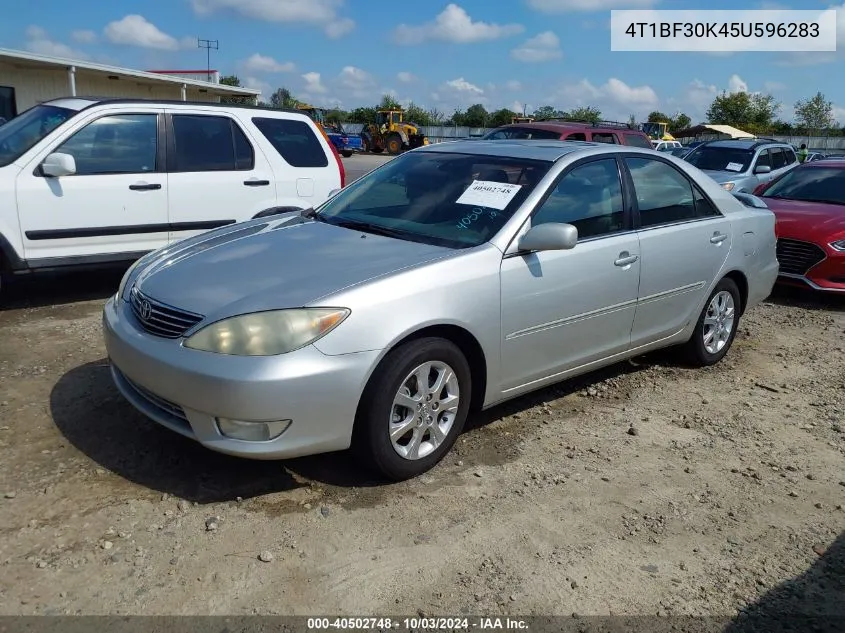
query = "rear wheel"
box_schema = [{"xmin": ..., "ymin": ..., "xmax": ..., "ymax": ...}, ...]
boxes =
[
  {"xmin": 341, "ymin": 150, "xmax": 353, "ymax": 158},
  {"xmin": 353, "ymin": 337, "xmax": 471, "ymax": 481},
  {"xmin": 386, "ymin": 133, "xmax": 403, "ymax": 155},
  {"xmin": 681, "ymin": 277, "xmax": 741, "ymax": 367}
]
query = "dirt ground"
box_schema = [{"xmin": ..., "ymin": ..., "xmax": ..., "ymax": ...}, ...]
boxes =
[{"xmin": 0, "ymin": 270, "xmax": 843, "ymax": 621}]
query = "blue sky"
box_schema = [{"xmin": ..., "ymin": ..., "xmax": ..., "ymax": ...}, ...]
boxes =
[{"xmin": 2, "ymin": 0, "xmax": 843, "ymax": 124}]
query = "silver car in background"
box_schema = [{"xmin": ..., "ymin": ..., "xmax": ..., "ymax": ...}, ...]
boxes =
[{"xmin": 103, "ymin": 140, "xmax": 779, "ymax": 480}]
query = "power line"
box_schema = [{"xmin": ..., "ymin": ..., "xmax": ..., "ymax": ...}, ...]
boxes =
[{"xmin": 197, "ymin": 38, "xmax": 218, "ymax": 82}]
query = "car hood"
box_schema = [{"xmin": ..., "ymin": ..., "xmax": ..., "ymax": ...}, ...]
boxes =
[
  {"xmin": 132, "ymin": 214, "xmax": 454, "ymax": 319},
  {"xmin": 763, "ymin": 197, "xmax": 845, "ymax": 239},
  {"xmin": 701, "ymin": 169, "xmax": 748, "ymax": 183}
]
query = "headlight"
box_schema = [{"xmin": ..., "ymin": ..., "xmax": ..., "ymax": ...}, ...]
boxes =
[
  {"xmin": 116, "ymin": 257, "xmax": 145, "ymax": 300},
  {"xmin": 830, "ymin": 240, "xmax": 845, "ymax": 252},
  {"xmin": 183, "ymin": 308, "xmax": 350, "ymax": 356},
  {"xmin": 721, "ymin": 182, "xmax": 735, "ymax": 191}
]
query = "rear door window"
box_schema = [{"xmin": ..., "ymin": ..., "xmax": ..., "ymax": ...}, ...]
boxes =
[
  {"xmin": 171, "ymin": 114, "xmax": 254, "ymax": 172},
  {"xmin": 252, "ymin": 117, "xmax": 329, "ymax": 167},
  {"xmin": 591, "ymin": 132, "xmax": 618, "ymax": 144},
  {"xmin": 623, "ymin": 133, "xmax": 653, "ymax": 148},
  {"xmin": 783, "ymin": 147, "xmax": 797, "ymax": 164},
  {"xmin": 769, "ymin": 148, "xmax": 786, "ymax": 170},
  {"xmin": 565, "ymin": 132, "xmax": 587, "ymax": 141}
]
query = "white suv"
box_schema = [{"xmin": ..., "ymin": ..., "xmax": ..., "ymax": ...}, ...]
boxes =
[{"xmin": 0, "ymin": 97, "xmax": 345, "ymax": 295}]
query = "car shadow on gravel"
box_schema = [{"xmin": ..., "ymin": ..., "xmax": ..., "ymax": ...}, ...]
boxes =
[
  {"xmin": 49, "ymin": 360, "xmax": 382, "ymax": 504},
  {"xmin": 766, "ymin": 284, "xmax": 845, "ymax": 312},
  {"xmin": 0, "ymin": 267, "xmax": 127, "ymax": 311},
  {"xmin": 51, "ymin": 354, "xmax": 658, "ymax": 499},
  {"xmin": 722, "ymin": 531, "xmax": 844, "ymax": 633}
]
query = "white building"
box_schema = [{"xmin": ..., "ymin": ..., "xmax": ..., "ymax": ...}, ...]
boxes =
[{"xmin": 0, "ymin": 48, "xmax": 260, "ymax": 120}]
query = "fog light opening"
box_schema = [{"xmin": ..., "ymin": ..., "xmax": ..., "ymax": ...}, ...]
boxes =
[{"xmin": 216, "ymin": 418, "xmax": 291, "ymax": 442}]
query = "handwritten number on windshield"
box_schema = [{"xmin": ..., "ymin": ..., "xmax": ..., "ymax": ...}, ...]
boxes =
[{"xmin": 456, "ymin": 207, "xmax": 498, "ymax": 230}]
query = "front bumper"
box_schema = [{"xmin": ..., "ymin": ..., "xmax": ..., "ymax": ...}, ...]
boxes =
[
  {"xmin": 102, "ymin": 297, "xmax": 380, "ymax": 459},
  {"xmin": 778, "ymin": 248, "xmax": 845, "ymax": 293}
]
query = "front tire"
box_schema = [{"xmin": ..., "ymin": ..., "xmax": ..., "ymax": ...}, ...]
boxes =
[
  {"xmin": 385, "ymin": 133, "xmax": 403, "ymax": 155},
  {"xmin": 353, "ymin": 337, "xmax": 471, "ymax": 481},
  {"xmin": 341, "ymin": 150, "xmax": 353, "ymax": 158},
  {"xmin": 682, "ymin": 277, "xmax": 741, "ymax": 367}
]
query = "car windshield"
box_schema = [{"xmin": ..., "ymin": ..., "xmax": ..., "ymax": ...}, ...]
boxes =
[
  {"xmin": 314, "ymin": 150, "xmax": 552, "ymax": 248},
  {"xmin": 764, "ymin": 167, "xmax": 845, "ymax": 206},
  {"xmin": 0, "ymin": 104, "xmax": 77, "ymax": 167},
  {"xmin": 685, "ymin": 146, "xmax": 754, "ymax": 173},
  {"xmin": 482, "ymin": 127, "xmax": 562, "ymax": 140}
]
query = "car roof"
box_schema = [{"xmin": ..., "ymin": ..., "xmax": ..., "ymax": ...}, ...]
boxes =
[
  {"xmin": 697, "ymin": 138, "xmax": 790, "ymax": 151},
  {"xmin": 415, "ymin": 138, "xmax": 647, "ymax": 161},
  {"xmin": 491, "ymin": 121, "xmax": 646, "ymax": 134},
  {"xmin": 42, "ymin": 96, "xmax": 304, "ymax": 116}
]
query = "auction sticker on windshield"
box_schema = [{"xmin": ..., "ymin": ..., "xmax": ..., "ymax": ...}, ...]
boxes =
[
  {"xmin": 725, "ymin": 162, "xmax": 744, "ymax": 172},
  {"xmin": 456, "ymin": 180, "xmax": 522, "ymax": 210}
]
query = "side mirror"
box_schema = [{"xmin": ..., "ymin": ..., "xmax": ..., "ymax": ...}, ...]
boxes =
[
  {"xmin": 518, "ymin": 222, "xmax": 578, "ymax": 253},
  {"xmin": 754, "ymin": 164, "xmax": 771, "ymax": 174},
  {"xmin": 328, "ymin": 188, "xmax": 341, "ymax": 198},
  {"xmin": 42, "ymin": 152, "xmax": 76, "ymax": 177}
]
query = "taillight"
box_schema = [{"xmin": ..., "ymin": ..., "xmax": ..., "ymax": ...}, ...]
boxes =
[
  {"xmin": 752, "ymin": 182, "xmax": 768, "ymax": 196},
  {"xmin": 330, "ymin": 142, "xmax": 346, "ymax": 188}
]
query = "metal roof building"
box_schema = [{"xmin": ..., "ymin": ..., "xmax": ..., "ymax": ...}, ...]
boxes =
[{"xmin": 0, "ymin": 48, "xmax": 260, "ymax": 120}]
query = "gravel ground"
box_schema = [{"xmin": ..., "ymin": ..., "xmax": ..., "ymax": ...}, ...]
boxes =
[{"xmin": 0, "ymin": 270, "xmax": 843, "ymax": 622}]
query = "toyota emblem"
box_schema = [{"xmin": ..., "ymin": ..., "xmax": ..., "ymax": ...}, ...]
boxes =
[{"xmin": 139, "ymin": 298, "xmax": 152, "ymax": 321}]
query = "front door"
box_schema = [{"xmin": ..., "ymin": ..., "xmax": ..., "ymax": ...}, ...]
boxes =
[
  {"xmin": 499, "ymin": 156, "xmax": 641, "ymax": 392},
  {"xmin": 623, "ymin": 155, "xmax": 733, "ymax": 346},
  {"xmin": 16, "ymin": 109, "xmax": 168, "ymax": 261}
]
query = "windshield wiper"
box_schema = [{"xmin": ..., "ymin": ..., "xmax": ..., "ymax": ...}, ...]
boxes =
[
  {"xmin": 300, "ymin": 207, "xmax": 317, "ymax": 218},
  {"xmin": 329, "ymin": 218, "xmax": 414, "ymax": 240}
]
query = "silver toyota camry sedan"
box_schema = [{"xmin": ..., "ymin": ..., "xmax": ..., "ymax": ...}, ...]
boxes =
[{"xmin": 103, "ymin": 139, "xmax": 779, "ymax": 480}]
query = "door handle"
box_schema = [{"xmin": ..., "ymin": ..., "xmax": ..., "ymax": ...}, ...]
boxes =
[
  {"xmin": 710, "ymin": 232, "xmax": 728, "ymax": 244},
  {"xmin": 129, "ymin": 182, "xmax": 161, "ymax": 191},
  {"xmin": 243, "ymin": 179, "xmax": 270, "ymax": 187},
  {"xmin": 614, "ymin": 252, "xmax": 639, "ymax": 267}
]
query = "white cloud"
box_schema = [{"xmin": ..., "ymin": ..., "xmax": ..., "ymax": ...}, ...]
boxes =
[
  {"xmin": 190, "ymin": 0, "xmax": 354, "ymax": 38},
  {"xmin": 763, "ymin": 81, "xmax": 786, "ymax": 92},
  {"xmin": 776, "ymin": 2, "xmax": 844, "ymax": 66},
  {"xmin": 336, "ymin": 66, "xmax": 377, "ymax": 98},
  {"xmin": 301, "ymin": 72, "xmax": 328, "ymax": 95},
  {"xmin": 728, "ymin": 74, "xmax": 748, "ymax": 93},
  {"xmin": 511, "ymin": 101, "xmax": 532, "ymax": 115},
  {"xmin": 547, "ymin": 77, "xmax": 658, "ymax": 121},
  {"xmin": 393, "ymin": 4, "xmax": 523, "ymax": 45},
  {"xmin": 432, "ymin": 77, "xmax": 487, "ymax": 109},
  {"xmin": 242, "ymin": 53, "xmax": 295, "ymax": 73},
  {"xmin": 244, "ymin": 76, "xmax": 271, "ymax": 96},
  {"xmin": 104, "ymin": 15, "xmax": 179, "ymax": 50},
  {"xmin": 511, "ymin": 31, "xmax": 562, "ymax": 62},
  {"xmin": 526, "ymin": 0, "xmax": 657, "ymax": 11},
  {"xmin": 325, "ymin": 18, "xmax": 355, "ymax": 38},
  {"xmin": 832, "ymin": 105, "xmax": 845, "ymax": 124},
  {"xmin": 180, "ymin": 36, "xmax": 198, "ymax": 49},
  {"xmin": 71, "ymin": 30, "xmax": 97, "ymax": 44},
  {"xmin": 505, "ymin": 80, "xmax": 523, "ymax": 91},
  {"xmin": 397, "ymin": 71, "xmax": 415, "ymax": 83},
  {"xmin": 24, "ymin": 26, "xmax": 90, "ymax": 59}
]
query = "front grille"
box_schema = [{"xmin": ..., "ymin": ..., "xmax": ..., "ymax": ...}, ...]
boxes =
[
  {"xmin": 130, "ymin": 285, "xmax": 204, "ymax": 338},
  {"xmin": 776, "ymin": 238, "xmax": 826, "ymax": 275}
]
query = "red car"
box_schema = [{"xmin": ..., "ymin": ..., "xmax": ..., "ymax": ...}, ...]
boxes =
[
  {"xmin": 752, "ymin": 159, "xmax": 845, "ymax": 293},
  {"xmin": 481, "ymin": 120, "xmax": 653, "ymax": 147}
]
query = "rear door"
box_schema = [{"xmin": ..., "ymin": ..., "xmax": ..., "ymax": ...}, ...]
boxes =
[
  {"xmin": 164, "ymin": 109, "xmax": 276, "ymax": 243},
  {"xmin": 624, "ymin": 154, "xmax": 733, "ymax": 346}
]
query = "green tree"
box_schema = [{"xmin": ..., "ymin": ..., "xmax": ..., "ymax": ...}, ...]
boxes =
[
  {"xmin": 378, "ymin": 94, "xmax": 401, "ymax": 110},
  {"xmin": 463, "ymin": 104, "xmax": 489, "ymax": 127},
  {"xmin": 672, "ymin": 112, "xmax": 691, "ymax": 131},
  {"xmin": 348, "ymin": 106, "xmax": 376, "ymax": 124},
  {"xmin": 532, "ymin": 105, "xmax": 560, "ymax": 120},
  {"xmin": 269, "ymin": 87, "xmax": 299, "ymax": 109},
  {"xmin": 560, "ymin": 106, "xmax": 602, "ymax": 124},
  {"xmin": 647, "ymin": 111, "xmax": 670, "ymax": 123},
  {"xmin": 794, "ymin": 91, "xmax": 835, "ymax": 132},
  {"xmin": 218, "ymin": 75, "xmax": 254, "ymax": 104},
  {"xmin": 405, "ymin": 102, "xmax": 432, "ymax": 126},
  {"xmin": 706, "ymin": 91, "xmax": 780, "ymax": 132},
  {"xmin": 490, "ymin": 108, "xmax": 518, "ymax": 127}
]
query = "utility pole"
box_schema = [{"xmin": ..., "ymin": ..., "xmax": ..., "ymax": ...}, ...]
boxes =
[{"xmin": 197, "ymin": 38, "xmax": 218, "ymax": 82}]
